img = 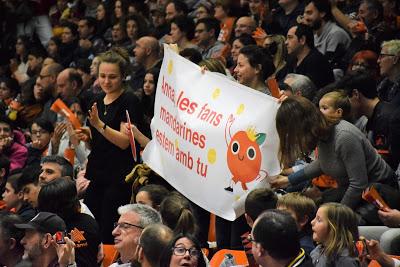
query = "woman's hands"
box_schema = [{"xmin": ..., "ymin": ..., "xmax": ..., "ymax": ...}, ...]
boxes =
[
  {"xmin": 51, "ymin": 122, "xmax": 67, "ymax": 152},
  {"xmin": 269, "ymin": 175, "xmax": 290, "ymax": 189},
  {"xmin": 66, "ymin": 122, "xmax": 80, "ymax": 147},
  {"xmin": 88, "ymin": 103, "xmax": 102, "ymax": 130},
  {"xmin": 75, "ymin": 127, "xmax": 91, "ymax": 143}
]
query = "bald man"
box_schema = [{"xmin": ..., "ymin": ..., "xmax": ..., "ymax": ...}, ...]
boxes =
[
  {"xmin": 131, "ymin": 36, "xmax": 162, "ymax": 91},
  {"xmin": 234, "ymin": 16, "xmax": 257, "ymax": 38},
  {"xmin": 134, "ymin": 36, "xmax": 161, "ymax": 71}
]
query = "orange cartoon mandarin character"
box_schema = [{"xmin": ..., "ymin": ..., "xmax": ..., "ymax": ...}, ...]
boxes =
[{"xmin": 224, "ymin": 114, "xmax": 267, "ymax": 192}]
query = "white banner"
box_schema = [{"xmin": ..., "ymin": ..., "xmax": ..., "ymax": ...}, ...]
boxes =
[{"xmin": 142, "ymin": 45, "xmax": 281, "ymax": 221}]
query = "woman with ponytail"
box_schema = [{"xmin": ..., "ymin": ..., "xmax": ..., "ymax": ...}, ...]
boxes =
[
  {"xmin": 76, "ymin": 47, "xmax": 143, "ymax": 243},
  {"xmin": 160, "ymin": 192, "xmax": 200, "ymax": 240}
]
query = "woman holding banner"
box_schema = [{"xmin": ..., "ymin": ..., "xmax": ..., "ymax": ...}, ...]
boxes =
[
  {"xmin": 76, "ymin": 47, "xmax": 143, "ymax": 243},
  {"xmin": 234, "ymin": 45, "xmax": 275, "ymax": 95},
  {"xmin": 271, "ymin": 96, "xmax": 398, "ymax": 224}
]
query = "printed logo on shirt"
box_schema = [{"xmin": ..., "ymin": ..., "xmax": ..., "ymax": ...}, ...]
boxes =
[{"xmin": 70, "ymin": 228, "xmax": 88, "ymax": 248}]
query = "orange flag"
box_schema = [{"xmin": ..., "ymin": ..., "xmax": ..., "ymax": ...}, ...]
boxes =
[{"xmin": 50, "ymin": 99, "xmax": 82, "ymax": 129}]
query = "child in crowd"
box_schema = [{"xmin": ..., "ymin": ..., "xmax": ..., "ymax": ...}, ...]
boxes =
[
  {"xmin": 25, "ymin": 118, "xmax": 53, "ymax": 168},
  {"xmin": 310, "ymin": 202, "xmax": 360, "ymax": 267},
  {"xmin": 243, "ymin": 188, "xmax": 278, "ymax": 267},
  {"xmin": 135, "ymin": 184, "xmax": 170, "ymax": 211},
  {"xmin": 276, "ymin": 192, "xmax": 316, "ymax": 254},
  {"xmin": 319, "ymin": 90, "xmax": 351, "ymax": 123},
  {"xmin": 2, "ymin": 173, "xmax": 36, "ymax": 222}
]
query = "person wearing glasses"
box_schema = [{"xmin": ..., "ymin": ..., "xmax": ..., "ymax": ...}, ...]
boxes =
[
  {"xmin": 377, "ymin": 40, "xmax": 400, "ymax": 106},
  {"xmin": 250, "ymin": 209, "xmax": 314, "ymax": 267},
  {"xmin": 160, "ymin": 233, "xmax": 207, "ymax": 267},
  {"xmin": 111, "ymin": 204, "xmax": 162, "ymax": 267},
  {"xmin": 26, "ymin": 118, "xmax": 54, "ymax": 169}
]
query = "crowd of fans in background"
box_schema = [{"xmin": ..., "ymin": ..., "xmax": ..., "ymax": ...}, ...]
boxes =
[{"xmin": 0, "ymin": 0, "xmax": 400, "ymax": 266}]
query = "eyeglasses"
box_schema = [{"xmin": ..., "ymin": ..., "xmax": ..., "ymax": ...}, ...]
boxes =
[
  {"xmin": 379, "ymin": 53, "xmax": 396, "ymax": 58},
  {"xmin": 113, "ymin": 222, "xmax": 144, "ymax": 231},
  {"xmin": 172, "ymin": 246, "xmax": 200, "ymax": 258},
  {"xmin": 32, "ymin": 129, "xmax": 49, "ymax": 136}
]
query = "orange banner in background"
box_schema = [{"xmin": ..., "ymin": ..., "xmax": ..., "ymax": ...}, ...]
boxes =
[{"xmin": 50, "ymin": 99, "xmax": 82, "ymax": 129}]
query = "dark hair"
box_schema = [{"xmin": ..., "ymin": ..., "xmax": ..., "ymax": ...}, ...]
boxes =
[
  {"xmin": 233, "ymin": 33, "xmax": 257, "ymax": 46},
  {"xmin": 239, "ymin": 45, "xmax": 276, "ymax": 81},
  {"xmin": 294, "ymin": 24, "xmax": 314, "ymax": 48},
  {"xmin": 126, "ymin": 14, "xmax": 148, "ymax": 38},
  {"xmin": 140, "ymin": 224, "xmax": 173, "ymax": 267},
  {"xmin": 38, "ymin": 177, "xmax": 80, "ymax": 220},
  {"xmin": 75, "ymin": 59, "xmax": 91, "ymax": 75},
  {"xmin": 67, "ymin": 68, "xmax": 83, "ymax": 89},
  {"xmin": 196, "ymin": 17, "xmax": 221, "ymax": 39},
  {"xmin": 137, "ymin": 184, "xmax": 169, "ymax": 209},
  {"xmin": 0, "ymin": 155, "xmax": 11, "ymax": 182},
  {"xmin": 49, "ymin": 36, "xmax": 62, "ymax": 48},
  {"xmin": 16, "ymin": 35, "xmax": 32, "ymax": 63},
  {"xmin": 171, "ymin": 16, "xmax": 195, "ymax": 40},
  {"xmin": 0, "ymin": 77, "xmax": 20, "ymax": 98},
  {"xmin": 41, "ymin": 155, "xmax": 73, "ymax": 178},
  {"xmin": 0, "ymin": 115, "xmax": 14, "ymax": 130},
  {"xmin": 339, "ymin": 70, "xmax": 377, "ymax": 99},
  {"xmin": 159, "ymin": 192, "xmax": 199, "ymax": 237},
  {"xmin": 180, "ymin": 48, "xmax": 202, "ymax": 64},
  {"xmin": 215, "ymin": 0, "xmax": 232, "ymax": 13},
  {"xmin": 81, "ymin": 16, "xmax": 97, "ymax": 30},
  {"xmin": 245, "ymin": 188, "xmax": 278, "ymax": 221},
  {"xmin": 31, "ymin": 117, "xmax": 54, "ymax": 133},
  {"xmin": 0, "ymin": 211, "xmax": 25, "ymax": 253},
  {"xmin": 167, "ymin": 0, "xmax": 189, "ymax": 15},
  {"xmin": 5, "ymin": 173, "xmax": 23, "ymax": 193},
  {"xmin": 61, "ymin": 21, "xmax": 79, "ymax": 38},
  {"xmin": 160, "ymin": 233, "xmax": 207, "ymax": 267},
  {"xmin": 276, "ymin": 96, "xmax": 331, "ymax": 168},
  {"xmin": 305, "ymin": 0, "xmax": 333, "ymax": 21},
  {"xmin": 146, "ymin": 68, "xmax": 160, "ymax": 89},
  {"xmin": 253, "ymin": 210, "xmax": 300, "ymax": 260},
  {"xmin": 112, "ymin": 0, "xmax": 129, "ymax": 24},
  {"xmin": 17, "ymin": 166, "xmax": 40, "ymax": 189},
  {"xmin": 27, "ymin": 46, "xmax": 47, "ymax": 59}
]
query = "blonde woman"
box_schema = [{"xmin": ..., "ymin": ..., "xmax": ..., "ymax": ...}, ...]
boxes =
[{"xmin": 263, "ymin": 34, "xmax": 287, "ymax": 79}]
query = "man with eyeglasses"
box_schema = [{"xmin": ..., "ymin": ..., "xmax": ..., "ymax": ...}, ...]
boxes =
[
  {"xmin": 377, "ymin": 40, "xmax": 400, "ymax": 106},
  {"xmin": 111, "ymin": 204, "xmax": 162, "ymax": 267},
  {"xmin": 250, "ymin": 209, "xmax": 314, "ymax": 267}
]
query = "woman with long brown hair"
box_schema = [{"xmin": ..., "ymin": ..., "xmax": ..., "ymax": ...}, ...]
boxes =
[{"xmin": 271, "ymin": 96, "xmax": 396, "ymax": 222}]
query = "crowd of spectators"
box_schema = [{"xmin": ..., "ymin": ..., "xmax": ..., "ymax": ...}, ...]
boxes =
[{"xmin": 0, "ymin": 0, "xmax": 400, "ymax": 266}]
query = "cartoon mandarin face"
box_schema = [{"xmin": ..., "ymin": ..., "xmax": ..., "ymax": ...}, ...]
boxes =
[{"xmin": 226, "ymin": 128, "xmax": 265, "ymax": 190}]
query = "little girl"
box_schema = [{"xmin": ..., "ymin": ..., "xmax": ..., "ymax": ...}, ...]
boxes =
[
  {"xmin": 310, "ymin": 202, "xmax": 360, "ymax": 267},
  {"xmin": 319, "ymin": 90, "xmax": 351, "ymax": 122}
]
